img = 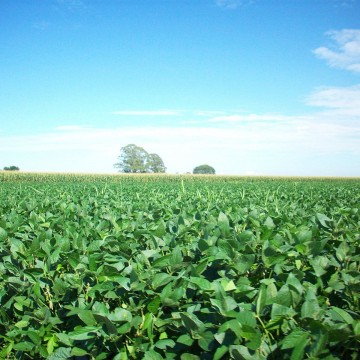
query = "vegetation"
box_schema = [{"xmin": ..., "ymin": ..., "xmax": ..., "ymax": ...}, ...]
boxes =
[
  {"xmin": 114, "ymin": 144, "xmax": 166, "ymax": 173},
  {"xmin": 3, "ymin": 166, "xmax": 19, "ymax": 171},
  {"xmin": 0, "ymin": 172, "xmax": 359, "ymax": 359},
  {"xmin": 193, "ymin": 165, "xmax": 216, "ymax": 175}
]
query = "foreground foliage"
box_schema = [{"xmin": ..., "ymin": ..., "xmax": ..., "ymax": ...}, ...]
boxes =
[{"xmin": 0, "ymin": 173, "xmax": 359, "ymax": 359}]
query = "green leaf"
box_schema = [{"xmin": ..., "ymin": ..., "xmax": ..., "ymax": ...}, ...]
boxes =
[
  {"xmin": 286, "ymin": 273, "xmax": 303, "ymax": 295},
  {"xmin": 77, "ymin": 310, "xmax": 97, "ymax": 326},
  {"xmin": 316, "ymin": 213, "xmax": 331, "ymax": 228},
  {"xmin": 143, "ymin": 349, "xmax": 164, "ymax": 360},
  {"xmin": 147, "ymin": 297, "xmax": 161, "ymax": 314},
  {"xmin": 218, "ymin": 212, "xmax": 230, "ymax": 227},
  {"xmin": 238, "ymin": 230, "xmax": 254, "ymax": 242},
  {"xmin": 47, "ymin": 347, "xmax": 72, "ymax": 360},
  {"xmin": 213, "ymin": 345, "xmax": 229, "ymax": 360},
  {"xmin": 256, "ymin": 284, "xmax": 267, "ymax": 315},
  {"xmin": 264, "ymin": 217, "xmax": 275, "ymax": 229},
  {"xmin": 0, "ymin": 227, "xmax": 7, "ymax": 241},
  {"xmin": 13, "ymin": 341, "xmax": 34, "ymax": 352},
  {"xmin": 154, "ymin": 339, "xmax": 176, "ymax": 350},
  {"xmin": 177, "ymin": 334, "xmax": 194, "ymax": 346},
  {"xmin": 336, "ymin": 242, "xmax": 350, "ymax": 262},
  {"xmin": 189, "ymin": 276, "xmax": 212, "ymax": 291},
  {"xmin": 329, "ymin": 306, "xmax": 354, "ymax": 324},
  {"xmin": 198, "ymin": 331, "xmax": 214, "ymax": 351},
  {"xmin": 180, "ymin": 354, "xmax": 200, "ymax": 360},
  {"xmin": 271, "ymin": 303, "xmax": 296, "ymax": 319},
  {"xmin": 71, "ymin": 347, "xmax": 88, "ymax": 356},
  {"xmin": 93, "ymin": 314, "xmax": 118, "ymax": 335},
  {"xmin": 210, "ymin": 296, "xmax": 238, "ymax": 314},
  {"xmin": 68, "ymin": 326, "xmax": 99, "ymax": 340},
  {"xmin": 282, "ymin": 329, "xmax": 308, "ymax": 349},
  {"xmin": 108, "ymin": 308, "xmax": 132, "ymax": 323},
  {"xmin": 152, "ymin": 273, "xmax": 173, "ymax": 289},
  {"xmin": 229, "ymin": 345, "xmax": 264, "ymax": 360},
  {"xmin": 301, "ymin": 287, "xmax": 321, "ymax": 319},
  {"xmin": 180, "ymin": 312, "xmax": 205, "ymax": 336}
]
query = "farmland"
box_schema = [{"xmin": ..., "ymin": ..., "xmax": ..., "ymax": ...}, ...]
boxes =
[{"xmin": 0, "ymin": 173, "xmax": 359, "ymax": 359}]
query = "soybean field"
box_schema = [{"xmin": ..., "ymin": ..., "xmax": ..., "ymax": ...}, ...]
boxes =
[{"xmin": 0, "ymin": 173, "xmax": 359, "ymax": 359}]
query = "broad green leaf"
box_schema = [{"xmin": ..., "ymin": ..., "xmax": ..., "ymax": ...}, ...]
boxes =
[
  {"xmin": 154, "ymin": 339, "xmax": 176, "ymax": 350},
  {"xmin": 229, "ymin": 345, "xmax": 264, "ymax": 360},
  {"xmin": 316, "ymin": 213, "xmax": 331, "ymax": 228},
  {"xmin": 0, "ymin": 227, "xmax": 7, "ymax": 241},
  {"xmin": 108, "ymin": 308, "xmax": 132, "ymax": 323},
  {"xmin": 264, "ymin": 217, "xmax": 275, "ymax": 229},
  {"xmin": 198, "ymin": 330, "xmax": 214, "ymax": 351},
  {"xmin": 213, "ymin": 345, "xmax": 229, "ymax": 360},
  {"xmin": 180, "ymin": 312, "xmax": 205, "ymax": 336},
  {"xmin": 13, "ymin": 341, "xmax": 34, "ymax": 351},
  {"xmin": 329, "ymin": 306, "xmax": 354, "ymax": 324},
  {"xmin": 147, "ymin": 297, "xmax": 161, "ymax": 314},
  {"xmin": 143, "ymin": 350, "xmax": 164, "ymax": 360},
  {"xmin": 281, "ymin": 329, "xmax": 308, "ymax": 349},
  {"xmin": 152, "ymin": 273, "xmax": 173, "ymax": 289},
  {"xmin": 189, "ymin": 276, "xmax": 212, "ymax": 291},
  {"xmin": 71, "ymin": 347, "xmax": 88, "ymax": 356},
  {"xmin": 47, "ymin": 347, "xmax": 72, "ymax": 360},
  {"xmin": 177, "ymin": 334, "xmax": 194, "ymax": 346},
  {"xmin": 336, "ymin": 242, "xmax": 350, "ymax": 262},
  {"xmin": 93, "ymin": 314, "xmax": 118, "ymax": 335},
  {"xmin": 180, "ymin": 354, "xmax": 200, "ymax": 360},
  {"xmin": 68, "ymin": 326, "xmax": 99, "ymax": 340}
]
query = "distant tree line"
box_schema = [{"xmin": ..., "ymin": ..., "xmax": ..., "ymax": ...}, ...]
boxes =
[
  {"xmin": 114, "ymin": 144, "xmax": 217, "ymax": 175},
  {"xmin": 3, "ymin": 166, "xmax": 19, "ymax": 171}
]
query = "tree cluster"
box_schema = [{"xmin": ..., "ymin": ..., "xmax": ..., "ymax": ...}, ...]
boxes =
[
  {"xmin": 3, "ymin": 166, "xmax": 19, "ymax": 171},
  {"xmin": 114, "ymin": 144, "xmax": 166, "ymax": 173},
  {"xmin": 193, "ymin": 164, "xmax": 216, "ymax": 174}
]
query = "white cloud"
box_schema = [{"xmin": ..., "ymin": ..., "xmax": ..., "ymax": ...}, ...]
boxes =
[
  {"xmin": 55, "ymin": 125, "xmax": 87, "ymax": 131},
  {"xmin": 306, "ymin": 84, "xmax": 360, "ymax": 116},
  {"xmin": 207, "ymin": 113, "xmax": 311, "ymax": 123},
  {"xmin": 111, "ymin": 110, "xmax": 182, "ymax": 116},
  {"xmin": 1, "ymin": 111, "xmax": 358, "ymax": 176},
  {"xmin": 314, "ymin": 29, "xmax": 360, "ymax": 73}
]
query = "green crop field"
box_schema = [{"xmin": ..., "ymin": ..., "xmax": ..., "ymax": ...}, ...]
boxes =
[{"xmin": 0, "ymin": 173, "xmax": 359, "ymax": 359}]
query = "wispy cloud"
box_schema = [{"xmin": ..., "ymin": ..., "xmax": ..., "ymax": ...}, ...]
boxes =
[
  {"xmin": 214, "ymin": 0, "xmax": 253, "ymax": 10},
  {"xmin": 56, "ymin": 0, "xmax": 86, "ymax": 12},
  {"xmin": 314, "ymin": 29, "xmax": 360, "ymax": 73},
  {"xmin": 55, "ymin": 125, "xmax": 88, "ymax": 131},
  {"xmin": 111, "ymin": 110, "xmax": 182, "ymax": 116},
  {"xmin": 33, "ymin": 21, "xmax": 51, "ymax": 31},
  {"xmin": 306, "ymin": 84, "xmax": 360, "ymax": 116},
  {"xmin": 207, "ymin": 113, "xmax": 310, "ymax": 123}
]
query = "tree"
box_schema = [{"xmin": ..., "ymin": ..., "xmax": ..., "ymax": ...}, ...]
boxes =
[
  {"xmin": 147, "ymin": 153, "xmax": 166, "ymax": 173},
  {"xmin": 3, "ymin": 166, "xmax": 19, "ymax": 171},
  {"xmin": 193, "ymin": 164, "xmax": 215, "ymax": 174},
  {"xmin": 114, "ymin": 144, "xmax": 166, "ymax": 173}
]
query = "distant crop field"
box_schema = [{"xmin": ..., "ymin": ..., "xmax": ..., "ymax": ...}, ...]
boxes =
[{"xmin": 0, "ymin": 173, "xmax": 359, "ymax": 359}]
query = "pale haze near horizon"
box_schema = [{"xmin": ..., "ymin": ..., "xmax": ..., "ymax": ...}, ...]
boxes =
[{"xmin": 0, "ymin": 0, "xmax": 359, "ymax": 176}]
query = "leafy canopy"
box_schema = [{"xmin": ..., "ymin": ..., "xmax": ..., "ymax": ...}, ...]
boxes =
[
  {"xmin": 114, "ymin": 144, "xmax": 166, "ymax": 173},
  {"xmin": 193, "ymin": 164, "xmax": 216, "ymax": 174}
]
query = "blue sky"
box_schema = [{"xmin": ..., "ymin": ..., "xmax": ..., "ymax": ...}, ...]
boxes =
[{"xmin": 0, "ymin": 0, "xmax": 359, "ymax": 175}]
